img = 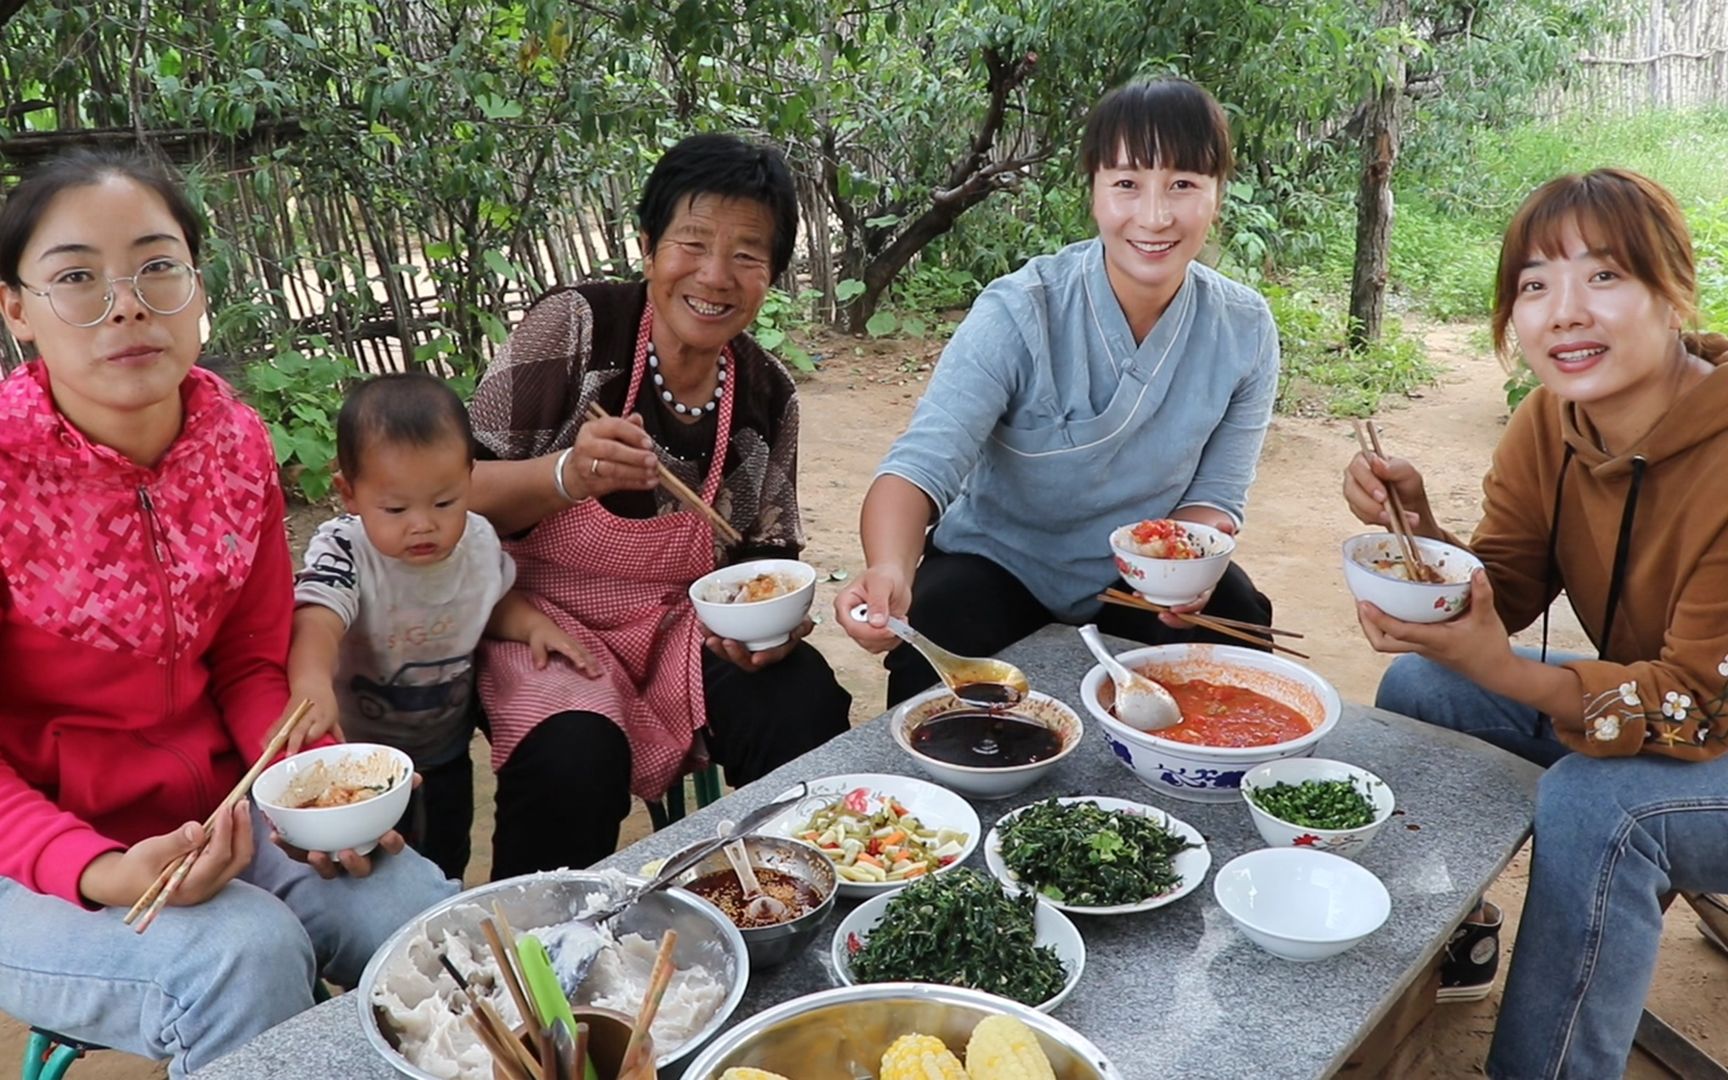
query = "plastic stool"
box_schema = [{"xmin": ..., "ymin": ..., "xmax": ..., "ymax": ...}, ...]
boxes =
[{"xmin": 647, "ymin": 764, "xmax": 724, "ymax": 830}]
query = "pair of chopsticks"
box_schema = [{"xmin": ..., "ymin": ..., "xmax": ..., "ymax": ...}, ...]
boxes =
[
  {"xmin": 438, "ymin": 949, "xmax": 542, "ymax": 1080},
  {"xmin": 476, "ymin": 903, "xmax": 593, "ymax": 1080},
  {"xmin": 583, "ymin": 401, "xmax": 744, "ymax": 546},
  {"xmin": 618, "ymin": 930, "xmax": 679, "ymax": 1076},
  {"xmin": 1097, "ymin": 589, "xmax": 1310, "ymax": 660},
  {"xmin": 1351, "ymin": 420, "xmax": 1439, "ymax": 583},
  {"xmin": 124, "ymin": 700, "xmax": 312, "ymax": 933}
]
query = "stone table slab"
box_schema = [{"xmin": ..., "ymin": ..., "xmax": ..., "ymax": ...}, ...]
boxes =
[{"xmin": 196, "ymin": 625, "xmax": 1540, "ymax": 1079}]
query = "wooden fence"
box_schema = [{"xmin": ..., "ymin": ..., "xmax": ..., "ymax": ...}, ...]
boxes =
[{"xmin": 1545, "ymin": 0, "xmax": 1728, "ymax": 116}]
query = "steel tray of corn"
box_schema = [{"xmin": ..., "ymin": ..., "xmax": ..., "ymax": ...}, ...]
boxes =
[
  {"xmin": 848, "ymin": 868, "xmax": 1067, "ymax": 1006},
  {"xmin": 997, "ymin": 798, "xmax": 1194, "ymax": 907},
  {"xmin": 1247, "ymin": 778, "xmax": 1376, "ymax": 830}
]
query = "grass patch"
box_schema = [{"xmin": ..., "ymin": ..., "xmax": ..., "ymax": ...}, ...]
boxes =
[{"xmin": 1265, "ymin": 281, "xmax": 1440, "ymax": 417}]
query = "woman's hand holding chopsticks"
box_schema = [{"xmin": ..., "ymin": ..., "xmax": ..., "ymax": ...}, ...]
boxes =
[
  {"xmin": 565, "ymin": 411, "xmax": 660, "ymax": 501},
  {"xmin": 1342, "ymin": 438, "xmax": 1437, "ymax": 537},
  {"xmin": 79, "ymin": 800, "xmax": 255, "ymax": 910}
]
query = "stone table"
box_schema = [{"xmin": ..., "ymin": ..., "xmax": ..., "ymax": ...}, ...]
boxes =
[{"xmin": 196, "ymin": 625, "xmax": 1541, "ymax": 1079}]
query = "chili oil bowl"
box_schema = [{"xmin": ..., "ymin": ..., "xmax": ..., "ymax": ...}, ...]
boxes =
[
  {"xmin": 671, "ymin": 833, "xmax": 838, "ymax": 969},
  {"xmin": 891, "ymin": 688, "xmax": 1084, "ymax": 800},
  {"xmin": 1079, "ymin": 643, "xmax": 1341, "ymax": 803}
]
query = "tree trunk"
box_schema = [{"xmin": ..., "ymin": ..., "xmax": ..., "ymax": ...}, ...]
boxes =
[{"xmin": 1348, "ymin": 0, "xmax": 1409, "ymax": 352}]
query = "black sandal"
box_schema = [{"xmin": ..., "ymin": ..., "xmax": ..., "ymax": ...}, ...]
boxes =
[{"xmin": 1438, "ymin": 900, "xmax": 1503, "ymax": 1003}]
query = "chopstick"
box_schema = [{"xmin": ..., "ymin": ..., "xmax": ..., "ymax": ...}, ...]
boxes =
[
  {"xmin": 440, "ymin": 952, "xmax": 542, "ymax": 1080},
  {"xmin": 618, "ymin": 929, "xmax": 677, "ymax": 1075},
  {"xmin": 126, "ymin": 700, "xmax": 312, "ymax": 932},
  {"xmin": 1351, "ymin": 420, "xmax": 1436, "ymax": 583},
  {"xmin": 583, "ymin": 402, "xmax": 745, "ymax": 546},
  {"xmin": 1097, "ymin": 590, "xmax": 1310, "ymax": 660},
  {"xmin": 1103, "ymin": 593, "xmax": 1304, "ymax": 639},
  {"xmin": 482, "ymin": 917, "xmax": 543, "ymax": 1065}
]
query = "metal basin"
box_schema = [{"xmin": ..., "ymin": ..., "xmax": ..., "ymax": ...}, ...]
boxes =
[
  {"xmin": 677, "ymin": 983, "xmax": 1123, "ymax": 1079},
  {"xmin": 356, "ymin": 870, "xmax": 749, "ymax": 1077},
  {"xmin": 672, "ymin": 834, "xmax": 837, "ymax": 969}
]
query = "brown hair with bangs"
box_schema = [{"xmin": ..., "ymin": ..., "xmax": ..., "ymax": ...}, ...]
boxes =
[
  {"xmin": 1080, "ymin": 78, "xmax": 1234, "ymax": 182},
  {"xmin": 1491, "ymin": 168, "xmax": 1728, "ymax": 366}
]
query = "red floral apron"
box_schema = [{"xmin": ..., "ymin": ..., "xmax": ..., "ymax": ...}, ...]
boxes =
[{"xmin": 478, "ymin": 305, "xmax": 732, "ymax": 799}]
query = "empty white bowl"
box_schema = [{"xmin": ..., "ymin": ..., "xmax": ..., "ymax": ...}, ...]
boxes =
[
  {"xmin": 1240, "ymin": 758, "xmax": 1395, "ymax": 861},
  {"xmin": 892, "ymin": 688, "xmax": 1083, "ymax": 800},
  {"xmin": 689, "ymin": 558, "xmax": 817, "ymax": 651},
  {"xmin": 1080, "ymin": 644, "xmax": 1341, "ymax": 803},
  {"xmin": 1212, "ymin": 847, "xmax": 1391, "ymax": 962},
  {"xmin": 252, "ymin": 743, "xmax": 412, "ymax": 855},
  {"xmin": 1340, "ymin": 533, "xmax": 1482, "ymax": 624},
  {"xmin": 831, "ymin": 888, "xmax": 1086, "ymax": 1013},
  {"xmin": 1108, "ymin": 520, "xmax": 1236, "ymax": 606}
]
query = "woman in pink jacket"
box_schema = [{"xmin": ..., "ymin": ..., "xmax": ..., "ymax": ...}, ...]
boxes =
[{"xmin": 0, "ymin": 150, "xmax": 453, "ymax": 1077}]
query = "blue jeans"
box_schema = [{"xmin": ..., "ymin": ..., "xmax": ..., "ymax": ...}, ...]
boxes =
[
  {"xmin": 1378, "ymin": 654, "xmax": 1728, "ymax": 1079},
  {"xmin": 0, "ymin": 807, "xmax": 457, "ymax": 1077}
]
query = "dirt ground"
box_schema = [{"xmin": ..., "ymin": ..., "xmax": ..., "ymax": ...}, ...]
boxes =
[{"xmin": 6, "ymin": 321, "xmax": 1721, "ymax": 1077}]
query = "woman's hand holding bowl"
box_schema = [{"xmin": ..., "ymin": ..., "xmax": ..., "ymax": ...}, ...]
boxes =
[
  {"xmin": 567, "ymin": 412, "xmax": 660, "ymax": 500},
  {"xmin": 78, "ymin": 800, "xmax": 254, "ymax": 909},
  {"xmin": 1356, "ymin": 569, "xmax": 1514, "ymax": 685},
  {"xmin": 705, "ymin": 617, "xmax": 814, "ymax": 671},
  {"xmin": 269, "ymin": 772, "xmax": 422, "ymax": 880},
  {"xmin": 1343, "ymin": 448, "xmax": 1435, "ymax": 535},
  {"xmin": 833, "ymin": 565, "xmax": 912, "ymax": 653}
]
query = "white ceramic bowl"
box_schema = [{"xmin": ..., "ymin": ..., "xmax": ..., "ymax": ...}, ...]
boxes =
[
  {"xmin": 892, "ymin": 688, "xmax": 1083, "ymax": 800},
  {"xmin": 1340, "ymin": 533, "xmax": 1482, "ymax": 624},
  {"xmin": 1108, "ymin": 520, "xmax": 1236, "ymax": 606},
  {"xmin": 1240, "ymin": 758, "xmax": 1396, "ymax": 861},
  {"xmin": 689, "ymin": 558, "xmax": 817, "ymax": 651},
  {"xmin": 984, "ymin": 796, "xmax": 1211, "ymax": 916},
  {"xmin": 1080, "ymin": 643, "xmax": 1341, "ymax": 803},
  {"xmin": 252, "ymin": 743, "xmax": 412, "ymax": 855},
  {"xmin": 764, "ymin": 773, "xmax": 982, "ymax": 899},
  {"xmin": 1212, "ymin": 847, "xmax": 1391, "ymax": 961},
  {"xmin": 831, "ymin": 889, "xmax": 1086, "ymax": 1013}
]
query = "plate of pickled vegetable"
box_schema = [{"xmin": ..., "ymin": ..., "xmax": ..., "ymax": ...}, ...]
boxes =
[{"xmin": 766, "ymin": 773, "xmax": 980, "ymax": 898}]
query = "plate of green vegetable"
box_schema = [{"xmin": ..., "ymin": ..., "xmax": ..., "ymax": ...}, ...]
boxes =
[
  {"xmin": 1239, "ymin": 758, "xmax": 1395, "ymax": 860},
  {"xmin": 830, "ymin": 867, "xmax": 1085, "ymax": 1012},
  {"xmin": 983, "ymin": 796, "xmax": 1211, "ymax": 916}
]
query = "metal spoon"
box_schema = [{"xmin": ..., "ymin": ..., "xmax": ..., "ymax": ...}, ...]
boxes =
[
  {"xmin": 1077, "ymin": 624, "xmax": 1183, "ymax": 732},
  {"xmin": 848, "ymin": 604, "xmax": 1031, "ymax": 708},
  {"xmin": 717, "ymin": 820, "xmax": 789, "ymax": 923}
]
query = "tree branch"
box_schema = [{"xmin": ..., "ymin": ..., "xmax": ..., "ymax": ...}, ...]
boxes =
[{"xmin": 1580, "ymin": 46, "xmax": 1728, "ymax": 66}]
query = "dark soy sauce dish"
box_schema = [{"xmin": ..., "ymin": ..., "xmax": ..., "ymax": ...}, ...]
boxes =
[{"xmin": 910, "ymin": 711, "xmax": 1064, "ymax": 768}]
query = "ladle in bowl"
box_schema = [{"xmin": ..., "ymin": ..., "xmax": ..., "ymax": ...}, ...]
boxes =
[
  {"xmin": 848, "ymin": 604, "xmax": 1030, "ymax": 708},
  {"xmin": 717, "ymin": 820, "xmax": 788, "ymax": 924},
  {"xmin": 1077, "ymin": 624, "xmax": 1182, "ymax": 732}
]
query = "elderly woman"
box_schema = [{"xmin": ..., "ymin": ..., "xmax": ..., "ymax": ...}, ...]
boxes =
[
  {"xmin": 468, "ymin": 134, "xmax": 852, "ymax": 877},
  {"xmin": 837, "ymin": 78, "xmax": 1280, "ymax": 704}
]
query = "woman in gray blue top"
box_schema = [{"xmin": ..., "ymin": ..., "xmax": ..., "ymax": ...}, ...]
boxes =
[{"xmin": 836, "ymin": 78, "xmax": 1280, "ymax": 705}]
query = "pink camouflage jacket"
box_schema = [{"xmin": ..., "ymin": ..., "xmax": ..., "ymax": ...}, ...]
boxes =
[{"xmin": 0, "ymin": 360, "xmax": 294, "ymax": 907}]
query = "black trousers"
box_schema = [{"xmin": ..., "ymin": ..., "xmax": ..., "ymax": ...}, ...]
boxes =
[
  {"xmin": 490, "ymin": 642, "xmax": 852, "ymax": 879},
  {"xmin": 884, "ymin": 545, "xmax": 1274, "ymax": 707},
  {"xmin": 394, "ymin": 748, "xmax": 473, "ymax": 882}
]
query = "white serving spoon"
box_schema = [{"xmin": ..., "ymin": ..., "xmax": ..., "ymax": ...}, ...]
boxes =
[
  {"xmin": 1077, "ymin": 624, "xmax": 1183, "ymax": 732},
  {"xmin": 718, "ymin": 820, "xmax": 788, "ymax": 924}
]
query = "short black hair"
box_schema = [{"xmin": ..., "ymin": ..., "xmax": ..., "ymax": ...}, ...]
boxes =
[
  {"xmin": 1080, "ymin": 78, "xmax": 1234, "ymax": 183},
  {"xmin": 336, "ymin": 372, "xmax": 474, "ymax": 481},
  {"xmin": 635, "ymin": 133, "xmax": 798, "ymax": 278},
  {"xmin": 0, "ymin": 148, "xmax": 203, "ymax": 288}
]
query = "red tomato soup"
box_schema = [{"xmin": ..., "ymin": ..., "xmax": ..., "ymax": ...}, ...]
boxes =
[{"xmin": 1151, "ymin": 678, "xmax": 1312, "ymax": 747}]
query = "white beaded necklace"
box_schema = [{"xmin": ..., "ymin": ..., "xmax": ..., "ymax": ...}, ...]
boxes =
[{"xmin": 648, "ymin": 341, "xmax": 726, "ymax": 416}]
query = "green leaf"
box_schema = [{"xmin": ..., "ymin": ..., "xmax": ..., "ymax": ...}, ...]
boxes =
[
  {"xmin": 482, "ymin": 249, "xmax": 515, "ymax": 280},
  {"xmin": 424, "ymin": 241, "xmax": 456, "ymax": 261},
  {"xmin": 477, "ymin": 310, "xmax": 510, "ymax": 344},
  {"xmin": 835, "ymin": 279, "xmax": 866, "ymax": 302},
  {"xmin": 754, "ymin": 326, "xmax": 786, "ymax": 350},
  {"xmin": 865, "ymin": 310, "xmax": 898, "ymax": 337}
]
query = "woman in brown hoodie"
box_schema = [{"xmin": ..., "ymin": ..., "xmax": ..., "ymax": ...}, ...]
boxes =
[{"xmin": 1343, "ymin": 169, "xmax": 1728, "ymax": 1080}]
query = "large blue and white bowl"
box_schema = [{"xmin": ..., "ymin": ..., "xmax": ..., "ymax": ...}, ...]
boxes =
[{"xmin": 1079, "ymin": 643, "xmax": 1341, "ymax": 804}]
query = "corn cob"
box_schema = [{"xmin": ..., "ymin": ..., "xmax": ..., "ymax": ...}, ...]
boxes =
[
  {"xmin": 717, "ymin": 1070, "xmax": 793, "ymax": 1080},
  {"xmin": 964, "ymin": 1015, "xmax": 1057, "ymax": 1080},
  {"xmin": 880, "ymin": 1032, "xmax": 968, "ymax": 1079}
]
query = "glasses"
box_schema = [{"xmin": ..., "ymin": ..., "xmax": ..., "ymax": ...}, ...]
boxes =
[{"xmin": 20, "ymin": 257, "xmax": 202, "ymax": 327}]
